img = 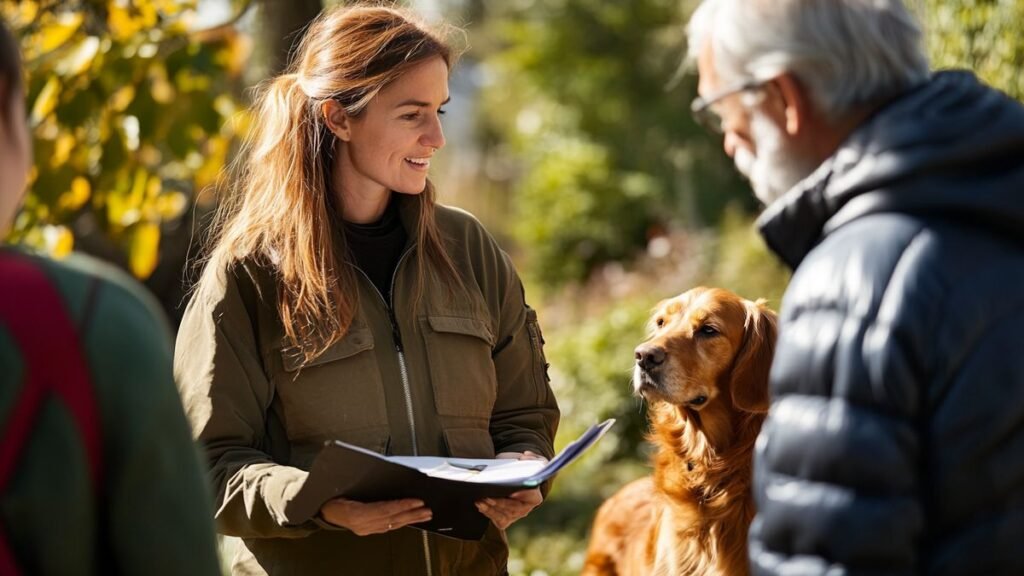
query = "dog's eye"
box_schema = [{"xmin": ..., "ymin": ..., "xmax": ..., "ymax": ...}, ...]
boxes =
[
  {"xmin": 698, "ymin": 325, "xmax": 718, "ymax": 336},
  {"xmin": 655, "ymin": 318, "xmax": 665, "ymax": 328}
]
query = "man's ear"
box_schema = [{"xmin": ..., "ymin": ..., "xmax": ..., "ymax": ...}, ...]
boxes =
[
  {"xmin": 321, "ymin": 99, "xmax": 353, "ymax": 142},
  {"xmin": 772, "ymin": 73, "xmax": 813, "ymax": 136}
]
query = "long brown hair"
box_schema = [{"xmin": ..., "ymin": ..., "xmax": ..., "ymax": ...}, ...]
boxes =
[
  {"xmin": 204, "ymin": 4, "xmax": 462, "ymax": 362},
  {"xmin": 0, "ymin": 19, "xmax": 22, "ymax": 131}
]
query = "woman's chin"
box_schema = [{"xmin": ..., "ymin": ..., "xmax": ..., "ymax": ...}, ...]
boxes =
[{"xmin": 392, "ymin": 183, "xmax": 429, "ymax": 196}]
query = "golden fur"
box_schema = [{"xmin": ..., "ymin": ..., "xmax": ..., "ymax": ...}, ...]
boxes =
[{"xmin": 582, "ymin": 287, "xmax": 778, "ymax": 576}]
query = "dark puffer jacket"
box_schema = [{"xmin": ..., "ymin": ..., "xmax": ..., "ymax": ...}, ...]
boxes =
[{"xmin": 749, "ymin": 71, "xmax": 1024, "ymax": 575}]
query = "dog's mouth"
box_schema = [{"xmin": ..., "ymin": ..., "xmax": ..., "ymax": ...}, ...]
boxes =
[{"xmin": 635, "ymin": 372, "xmax": 659, "ymax": 396}]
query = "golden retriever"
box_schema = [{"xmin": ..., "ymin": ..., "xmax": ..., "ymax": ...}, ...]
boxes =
[{"xmin": 582, "ymin": 287, "xmax": 778, "ymax": 576}]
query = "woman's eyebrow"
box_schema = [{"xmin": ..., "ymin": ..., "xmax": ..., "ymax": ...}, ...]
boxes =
[{"xmin": 394, "ymin": 96, "xmax": 451, "ymax": 108}]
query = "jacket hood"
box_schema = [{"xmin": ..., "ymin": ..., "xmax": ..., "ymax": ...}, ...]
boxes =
[{"xmin": 757, "ymin": 71, "xmax": 1024, "ymax": 269}]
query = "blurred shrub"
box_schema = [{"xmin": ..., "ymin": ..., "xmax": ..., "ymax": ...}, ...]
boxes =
[
  {"xmin": 479, "ymin": 0, "xmax": 751, "ymax": 290},
  {"xmin": 921, "ymin": 0, "xmax": 1024, "ymax": 100},
  {"xmin": 703, "ymin": 204, "xmax": 790, "ymax": 306},
  {"xmin": 2, "ymin": 0, "xmax": 247, "ymax": 277},
  {"xmin": 513, "ymin": 136, "xmax": 661, "ymax": 287}
]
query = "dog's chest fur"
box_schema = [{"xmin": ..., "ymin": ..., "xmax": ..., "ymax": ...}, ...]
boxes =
[{"xmin": 649, "ymin": 403, "xmax": 762, "ymax": 575}]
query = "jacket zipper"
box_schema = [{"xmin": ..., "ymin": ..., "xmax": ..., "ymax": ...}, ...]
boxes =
[{"xmin": 352, "ymin": 246, "xmax": 433, "ymax": 576}]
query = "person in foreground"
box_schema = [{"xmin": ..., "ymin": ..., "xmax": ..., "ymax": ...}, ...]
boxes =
[
  {"xmin": 174, "ymin": 5, "xmax": 559, "ymax": 575},
  {"xmin": 0, "ymin": 19, "xmax": 221, "ymax": 575},
  {"xmin": 686, "ymin": 0, "xmax": 1024, "ymax": 574}
]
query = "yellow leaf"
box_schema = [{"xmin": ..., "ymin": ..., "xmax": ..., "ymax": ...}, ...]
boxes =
[
  {"xmin": 51, "ymin": 132, "xmax": 75, "ymax": 167},
  {"xmin": 43, "ymin": 225, "xmax": 74, "ymax": 258},
  {"xmin": 30, "ymin": 76, "xmax": 60, "ymax": 124},
  {"xmin": 194, "ymin": 134, "xmax": 228, "ymax": 190},
  {"xmin": 146, "ymin": 174, "xmax": 162, "ymax": 198},
  {"xmin": 108, "ymin": 5, "xmax": 141, "ymax": 41},
  {"xmin": 130, "ymin": 167, "xmax": 148, "ymax": 204},
  {"xmin": 155, "ymin": 191, "xmax": 188, "ymax": 220},
  {"xmin": 56, "ymin": 36, "xmax": 100, "ymax": 76},
  {"xmin": 37, "ymin": 13, "xmax": 83, "ymax": 54},
  {"xmin": 3, "ymin": 2, "xmax": 39, "ymax": 26},
  {"xmin": 128, "ymin": 222, "xmax": 161, "ymax": 279},
  {"xmin": 110, "ymin": 85, "xmax": 135, "ymax": 112},
  {"xmin": 58, "ymin": 177, "xmax": 91, "ymax": 212},
  {"xmin": 150, "ymin": 65, "xmax": 175, "ymax": 103}
]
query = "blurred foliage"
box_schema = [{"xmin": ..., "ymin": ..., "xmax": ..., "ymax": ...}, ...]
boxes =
[
  {"xmin": 479, "ymin": 0, "xmax": 751, "ymax": 289},
  {"xmin": 920, "ymin": 0, "xmax": 1024, "ymax": 100},
  {"xmin": 2, "ymin": 0, "xmax": 248, "ymax": 278}
]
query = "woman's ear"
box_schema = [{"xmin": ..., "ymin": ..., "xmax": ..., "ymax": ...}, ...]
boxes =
[
  {"xmin": 729, "ymin": 300, "xmax": 778, "ymax": 414},
  {"xmin": 321, "ymin": 99, "xmax": 352, "ymax": 142}
]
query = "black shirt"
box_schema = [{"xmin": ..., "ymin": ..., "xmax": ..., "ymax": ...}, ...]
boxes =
[{"xmin": 343, "ymin": 198, "xmax": 408, "ymax": 304}]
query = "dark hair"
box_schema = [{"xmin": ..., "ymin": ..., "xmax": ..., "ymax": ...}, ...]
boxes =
[{"xmin": 0, "ymin": 19, "xmax": 22, "ymax": 127}]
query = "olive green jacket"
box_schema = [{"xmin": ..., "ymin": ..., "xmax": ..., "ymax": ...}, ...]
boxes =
[{"xmin": 174, "ymin": 202, "xmax": 559, "ymax": 575}]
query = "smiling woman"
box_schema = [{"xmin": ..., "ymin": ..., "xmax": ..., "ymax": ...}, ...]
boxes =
[{"xmin": 174, "ymin": 4, "xmax": 559, "ymax": 576}]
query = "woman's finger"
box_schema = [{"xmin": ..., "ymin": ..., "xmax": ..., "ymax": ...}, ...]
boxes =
[
  {"xmin": 507, "ymin": 489, "xmax": 543, "ymax": 504},
  {"xmin": 386, "ymin": 504, "xmax": 434, "ymax": 530}
]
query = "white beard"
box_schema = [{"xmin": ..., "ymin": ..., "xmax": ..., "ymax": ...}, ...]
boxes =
[{"xmin": 733, "ymin": 109, "xmax": 815, "ymax": 206}]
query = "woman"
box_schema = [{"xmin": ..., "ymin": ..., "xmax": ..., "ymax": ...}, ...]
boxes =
[{"xmin": 174, "ymin": 5, "xmax": 559, "ymax": 575}]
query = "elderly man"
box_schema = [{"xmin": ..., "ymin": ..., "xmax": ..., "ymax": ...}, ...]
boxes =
[{"xmin": 686, "ymin": 1, "xmax": 1024, "ymax": 574}]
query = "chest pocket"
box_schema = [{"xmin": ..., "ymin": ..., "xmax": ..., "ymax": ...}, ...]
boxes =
[
  {"xmin": 275, "ymin": 326, "xmax": 388, "ymax": 445},
  {"xmin": 420, "ymin": 315, "xmax": 497, "ymax": 420}
]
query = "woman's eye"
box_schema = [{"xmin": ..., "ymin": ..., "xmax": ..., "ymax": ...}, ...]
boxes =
[
  {"xmin": 401, "ymin": 113, "xmax": 419, "ymax": 120},
  {"xmin": 438, "ymin": 108, "xmax": 447, "ymax": 115},
  {"xmin": 699, "ymin": 325, "xmax": 718, "ymax": 336}
]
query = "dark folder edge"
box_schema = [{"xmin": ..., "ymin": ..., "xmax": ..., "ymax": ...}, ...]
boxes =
[{"xmin": 284, "ymin": 419, "xmax": 615, "ymax": 540}]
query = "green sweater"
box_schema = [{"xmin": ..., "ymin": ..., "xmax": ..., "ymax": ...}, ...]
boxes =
[{"xmin": 0, "ymin": 250, "xmax": 220, "ymax": 575}]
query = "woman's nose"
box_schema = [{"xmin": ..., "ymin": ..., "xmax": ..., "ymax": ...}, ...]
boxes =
[{"xmin": 423, "ymin": 114, "xmax": 445, "ymax": 151}]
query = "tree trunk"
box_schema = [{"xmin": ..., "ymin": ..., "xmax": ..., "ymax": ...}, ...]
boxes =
[{"xmin": 260, "ymin": 0, "xmax": 324, "ymax": 76}]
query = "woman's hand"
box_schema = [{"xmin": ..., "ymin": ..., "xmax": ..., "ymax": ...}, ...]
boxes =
[
  {"xmin": 475, "ymin": 451, "xmax": 547, "ymax": 530},
  {"xmin": 319, "ymin": 498, "xmax": 432, "ymax": 536}
]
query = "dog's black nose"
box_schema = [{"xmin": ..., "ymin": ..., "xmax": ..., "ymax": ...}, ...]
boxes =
[{"xmin": 635, "ymin": 344, "xmax": 666, "ymax": 371}]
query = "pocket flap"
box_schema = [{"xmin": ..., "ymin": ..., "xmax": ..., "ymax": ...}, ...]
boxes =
[
  {"xmin": 281, "ymin": 327, "xmax": 375, "ymax": 372},
  {"xmin": 426, "ymin": 315, "xmax": 494, "ymax": 346},
  {"xmin": 443, "ymin": 427, "xmax": 496, "ymax": 459}
]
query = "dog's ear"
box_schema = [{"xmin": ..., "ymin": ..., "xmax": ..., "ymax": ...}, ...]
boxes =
[{"xmin": 730, "ymin": 299, "xmax": 778, "ymax": 413}]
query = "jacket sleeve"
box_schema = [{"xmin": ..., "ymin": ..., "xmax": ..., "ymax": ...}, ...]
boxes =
[
  {"xmin": 91, "ymin": 277, "xmax": 222, "ymax": 575},
  {"xmin": 175, "ymin": 265, "xmax": 319, "ymax": 539},
  {"xmin": 749, "ymin": 293, "xmax": 925, "ymax": 574},
  {"xmin": 488, "ymin": 250, "xmax": 560, "ymax": 460}
]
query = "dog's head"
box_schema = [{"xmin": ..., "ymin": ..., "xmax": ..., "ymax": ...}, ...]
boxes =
[{"xmin": 633, "ymin": 286, "xmax": 777, "ymax": 413}]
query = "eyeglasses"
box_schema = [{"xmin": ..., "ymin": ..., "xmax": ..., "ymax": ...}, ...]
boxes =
[{"xmin": 690, "ymin": 79, "xmax": 766, "ymax": 134}]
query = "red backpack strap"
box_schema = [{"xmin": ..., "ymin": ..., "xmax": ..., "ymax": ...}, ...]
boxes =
[{"xmin": 0, "ymin": 253, "xmax": 103, "ymax": 573}]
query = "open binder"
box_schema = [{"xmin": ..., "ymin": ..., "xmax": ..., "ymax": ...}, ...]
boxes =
[{"xmin": 285, "ymin": 419, "xmax": 615, "ymax": 540}]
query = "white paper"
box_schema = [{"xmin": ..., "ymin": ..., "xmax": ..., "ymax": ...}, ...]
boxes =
[{"xmin": 388, "ymin": 456, "xmax": 548, "ymax": 484}]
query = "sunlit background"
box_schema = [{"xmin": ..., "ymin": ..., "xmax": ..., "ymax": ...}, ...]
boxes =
[{"xmin": 3, "ymin": 0, "xmax": 1022, "ymax": 573}]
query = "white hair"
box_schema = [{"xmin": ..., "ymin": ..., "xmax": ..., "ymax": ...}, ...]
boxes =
[{"xmin": 687, "ymin": 0, "xmax": 930, "ymax": 120}]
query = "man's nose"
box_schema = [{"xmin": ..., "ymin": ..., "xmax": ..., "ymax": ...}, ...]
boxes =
[
  {"xmin": 723, "ymin": 131, "xmax": 741, "ymax": 158},
  {"xmin": 635, "ymin": 344, "xmax": 666, "ymax": 372}
]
